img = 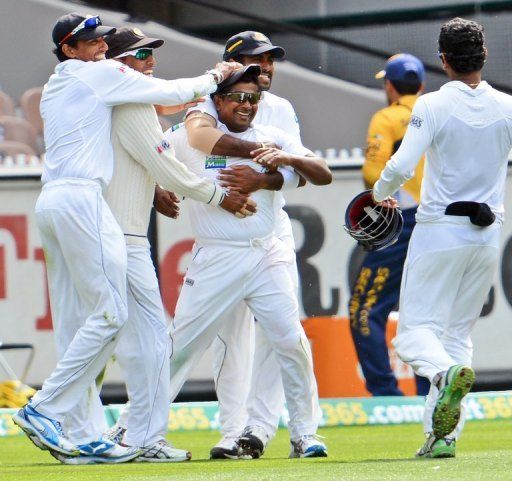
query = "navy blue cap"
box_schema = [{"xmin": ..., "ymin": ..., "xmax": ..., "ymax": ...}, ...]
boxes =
[
  {"xmin": 215, "ymin": 64, "xmax": 261, "ymax": 94},
  {"xmin": 223, "ymin": 31, "xmax": 285, "ymax": 61},
  {"xmin": 375, "ymin": 53, "xmax": 425, "ymax": 84}
]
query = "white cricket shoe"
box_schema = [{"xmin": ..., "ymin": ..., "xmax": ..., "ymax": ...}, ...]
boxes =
[
  {"xmin": 135, "ymin": 439, "xmax": 191, "ymax": 463},
  {"xmin": 12, "ymin": 404, "xmax": 79, "ymax": 456},
  {"xmin": 210, "ymin": 435, "xmax": 240, "ymax": 459},
  {"xmin": 289, "ymin": 435, "xmax": 328, "ymax": 458},
  {"xmin": 51, "ymin": 438, "xmax": 141, "ymax": 464},
  {"xmin": 237, "ymin": 425, "xmax": 269, "ymax": 459},
  {"xmin": 103, "ymin": 424, "xmax": 126, "ymax": 445}
]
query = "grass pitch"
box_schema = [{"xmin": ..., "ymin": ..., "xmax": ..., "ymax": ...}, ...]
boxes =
[{"xmin": 1, "ymin": 420, "xmax": 511, "ymax": 481}]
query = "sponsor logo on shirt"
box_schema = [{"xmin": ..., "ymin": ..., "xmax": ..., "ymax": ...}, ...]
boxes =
[
  {"xmin": 155, "ymin": 139, "xmax": 170, "ymax": 154},
  {"xmin": 409, "ymin": 115, "xmax": 423, "ymax": 128},
  {"xmin": 171, "ymin": 123, "xmax": 184, "ymax": 132},
  {"xmin": 118, "ymin": 65, "xmax": 127, "ymax": 74},
  {"xmin": 205, "ymin": 156, "xmax": 227, "ymax": 169},
  {"xmin": 184, "ymin": 278, "xmax": 195, "ymax": 286}
]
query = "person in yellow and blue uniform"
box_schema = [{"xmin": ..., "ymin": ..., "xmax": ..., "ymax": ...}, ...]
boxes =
[{"xmin": 348, "ymin": 54, "xmax": 430, "ymax": 396}]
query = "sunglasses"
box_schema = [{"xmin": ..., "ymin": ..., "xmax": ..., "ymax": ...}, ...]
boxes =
[
  {"xmin": 220, "ymin": 92, "xmax": 261, "ymax": 105},
  {"xmin": 59, "ymin": 15, "xmax": 102, "ymax": 45},
  {"xmin": 116, "ymin": 48, "xmax": 154, "ymax": 60}
]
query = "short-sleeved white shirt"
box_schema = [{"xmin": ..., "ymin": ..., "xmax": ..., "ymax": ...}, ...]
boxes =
[
  {"xmin": 189, "ymin": 91, "xmax": 301, "ymax": 244},
  {"xmin": 166, "ymin": 122, "xmax": 312, "ymax": 241}
]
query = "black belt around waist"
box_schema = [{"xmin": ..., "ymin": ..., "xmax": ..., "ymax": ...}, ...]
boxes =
[{"xmin": 445, "ymin": 201, "xmax": 495, "ymax": 227}]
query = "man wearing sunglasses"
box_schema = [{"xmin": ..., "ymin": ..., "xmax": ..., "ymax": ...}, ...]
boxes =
[
  {"xmin": 163, "ymin": 65, "xmax": 330, "ymax": 460},
  {"xmin": 45, "ymin": 26, "xmax": 252, "ymax": 465},
  {"xmin": 12, "ymin": 12, "xmax": 244, "ymax": 462},
  {"xmin": 167, "ymin": 31, "xmax": 329, "ymax": 460}
]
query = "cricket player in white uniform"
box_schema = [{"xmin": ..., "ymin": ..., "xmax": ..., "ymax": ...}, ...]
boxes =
[
  {"xmin": 12, "ymin": 12, "xmax": 240, "ymax": 462},
  {"xmin": 179, "ymin": 31, "xmax": 319, "ymax": 460},
  {"xmin": 47, "ymin": 27, "xmax": 251, "ymax": 465},
  {"xmin": 165, "ymin": 65, "xmax": 330, "ymax": 458},
  {"xmin": 372, "ymin": 17, "xmax": 512, "ymax": 458}
]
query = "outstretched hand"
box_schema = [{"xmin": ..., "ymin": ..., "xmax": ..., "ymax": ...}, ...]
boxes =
[{"xmin": 154, "ymin": 185, "xmax": 180, "ymax": 219}]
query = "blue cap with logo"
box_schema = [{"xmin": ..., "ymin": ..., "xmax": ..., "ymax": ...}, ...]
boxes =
[{"xmin": 375, "ymin": 53, "xmax": 425, "ymax": 84}]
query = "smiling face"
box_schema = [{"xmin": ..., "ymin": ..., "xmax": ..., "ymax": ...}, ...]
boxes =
[
  {"xmin": 62, "ymin": 37, "xmax": 108, "ymax": 62},
  {"xmin": 119, "ymin": 51, "xmax": 156, "ymax": 76},
  {"xmin": 238, "ymin": 52, "xmax": 275, "ymax": 90},
  {"xmin": 214, "ymin": 81, "xmax": 260, "ymax": 133}
]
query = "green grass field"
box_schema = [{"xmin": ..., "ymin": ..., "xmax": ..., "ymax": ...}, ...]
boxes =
[{"xmin": 1, "ymin": 420, "xmax": 511, "ymax": 481}]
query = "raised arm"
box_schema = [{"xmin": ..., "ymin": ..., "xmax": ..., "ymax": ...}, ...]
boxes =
[
  {"xmin": 91, "ymin": 60, "xmax": 240, "ymax": 107},
  {"xmin": 185, "ymin": 111, "xmax": 268, "ymax": 157},
  {"xmin": 373, "ymin": 98, "xmax": 434, "ymax": 202}
]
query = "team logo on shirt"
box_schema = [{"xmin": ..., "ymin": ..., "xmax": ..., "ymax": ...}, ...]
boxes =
[
  {"xmin": 409, "ymin": 115, "xmax": 423, "ymax": 128},
  {"xmin": 205, "ymin": 156, "xmax": 227, "ymax": 169},
  {"xmin": 155, "ymin": 139, "xmax": 171, "ymax": 154}
]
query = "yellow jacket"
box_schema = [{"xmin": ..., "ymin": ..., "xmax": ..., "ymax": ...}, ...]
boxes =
[{"xmin": 362, "ymin": 94, "xmax": 424, "ymax": 204}]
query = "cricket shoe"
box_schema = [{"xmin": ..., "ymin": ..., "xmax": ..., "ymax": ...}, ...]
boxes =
[
  {"xmin": 416, "ymin": 433, "xmax": 456, "ymax": 459},
  {"xmin": 135, "ymin": 439, "xmax": 191, "ymax": 463},
  {"xmin": 210, "ymin": 435, "xmax": 240, "ymax": 459},
  {"xmin": 51, "ymin": 438, "xmax": 141, "ymax": 464},
  {"xmin": 432, "ymin": 365, "xmax": 475, "ymax": 438},
  {"xmin": 12, "ymin": 404, "xmax": 79, "ymax": 456},
  {"xmin": 237, "ymin": 425, "xmax": 269, "ymax": 459},
  {"xmin": 103, "ymin": 424, "xmax": 126, "ymax": 445},
  {"xmin": 289, "ymin": 435, "xmax": 328, "ymax": 458}
]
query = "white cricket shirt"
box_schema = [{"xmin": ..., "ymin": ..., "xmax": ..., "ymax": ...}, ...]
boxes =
[
  {"xmin": 166, "ymin": 123, "xmax": 312, "ymax": 242},
  {"xmin": 373, "ymin": 81, "xmax": 512, "ymax": 223},
  {"xmin": 41, "ymin": 59, "xmax": 217, "ymax": 187},
  {"xmin": 189, "ymin": 91, "xmax": 302, "ymax": 244}
]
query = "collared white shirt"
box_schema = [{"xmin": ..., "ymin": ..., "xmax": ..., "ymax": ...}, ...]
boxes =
[
  {"xmin": 374, "ymin": 81, "xmax": 512, "ymax": 223},
  {"xmin": 41, "ymin": 59, "xmax": 217, "ymax": 187},
  {"xmin": 166, "ymin": 123, "xmax": 312, "ymax": 241}
]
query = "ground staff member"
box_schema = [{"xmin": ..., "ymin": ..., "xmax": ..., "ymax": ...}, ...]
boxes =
[
  {"xmin": 372, "ymin": 17, "xmax": 510, "ymax": 459},
  {"xmin": 348, "ymin": 53, "xmax": 430, "ymax": 397},
  {"xmin": 12, "ymin": 12, "xmax": 240, "ymax": 461}
]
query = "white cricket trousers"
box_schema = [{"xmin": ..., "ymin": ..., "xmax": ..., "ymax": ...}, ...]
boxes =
[
  {"xmin": 212, "ymin": 248, "xmax": 299, "ymax": 439},
  {"xmin": 30, "ymin": 179, "xmax": 128, "ymax": 443},
  {"xmin": 393, "ymin": 219, "xmax": 500, "ymax": 438},
  {"xmin": 169, "ymin": 236, "xmax": 319, "ymax": 440},
  {"xmin": 65, "ymin": 244, "xmax": 170, "ymax": 447},
  {"xmin": 114, "ymin": 244, "xmax": 170, "ymax": 447}
]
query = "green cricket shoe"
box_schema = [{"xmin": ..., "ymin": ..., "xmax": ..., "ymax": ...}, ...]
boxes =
[
  {"xmin": 432, "ymin": 364, "xmax": 475, "ymax": 438},
  {"xmin": 416, "ymin": 434, "xmax": 456, "ymax": 459}
]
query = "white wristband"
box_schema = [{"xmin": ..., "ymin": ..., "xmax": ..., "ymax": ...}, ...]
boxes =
[
  {"xmin": 279, "ymin": 168, "xmax": 300, "ymax": 190},
  {"xmin": 205, "ymin": 69, "xmax": 223, "ymax": 84}
]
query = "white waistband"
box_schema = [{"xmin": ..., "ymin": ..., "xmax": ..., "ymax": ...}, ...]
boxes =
[
  {"xmin": 42, "ymin": 178, "xmax": 102, "ymax": 190},
  {"xmin": 196, "ymin": 232, "xmax": 275, "ymax": 248}
]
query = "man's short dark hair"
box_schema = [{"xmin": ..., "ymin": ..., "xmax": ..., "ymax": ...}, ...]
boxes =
[
  {"xmin": 53, "ymin": 39, "xmax": 79, "ymax": 62},
  {"xmin": 438, "ymin": 17, "xmax": 486, "ymax": 73},
  {"xmin": 389, "ymin": 79, "xmax": 422, "ymax": 96}
]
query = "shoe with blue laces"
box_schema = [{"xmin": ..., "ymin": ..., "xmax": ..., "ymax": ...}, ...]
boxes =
[
  {"xmin": 289, "ymin": 434, "xmax": 328, "ymax": 458},
  {"xmin": 51, "ymin": 438, "xmax": 141, "ymax": 464},
  {"xmin": 12, "ymin": 404, "xmax": 79, "ymax": 456}
]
